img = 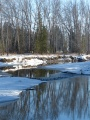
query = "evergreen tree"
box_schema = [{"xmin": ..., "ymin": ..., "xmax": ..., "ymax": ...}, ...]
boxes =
[
  {"xmin": 34, "ymin": 11, "xmax": 47, "ymax": 54},
  {"xmin": 35, "ymin": 25, "xmax": 48, "ymax": 54}
]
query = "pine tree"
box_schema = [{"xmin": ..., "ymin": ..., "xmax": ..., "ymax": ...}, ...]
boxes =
[
  {"xmin": 34, "ymin": 12, "xmax": 47, "ymax": 54},
  {"xmin": 35, "ymin": 25, "xmax": 48, "ymax": 54}
]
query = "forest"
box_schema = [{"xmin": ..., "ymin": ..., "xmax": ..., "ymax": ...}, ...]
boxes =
[{"xmin": 0, "ymin": 0, "xmax": 90, "ymax": 54}]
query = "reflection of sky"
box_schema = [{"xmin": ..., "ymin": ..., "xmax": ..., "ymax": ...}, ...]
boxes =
[
  {"xmin": 0, "ymin": 76, "xmax": 90, "ymax": 120},
  {"xmin": 62, "ymin": 0, "xmax": 89, "ymax": 4},
  {"xmin": 88, "ymin": 78, "xmax": 90, "ymax": 91},
  {"xmin": 48, "ymin": 76, "xmax": 90, "ymax": 120},
  {"xmin": 59, "ymin": 112, "xmax": 90, "ymax": 120}
]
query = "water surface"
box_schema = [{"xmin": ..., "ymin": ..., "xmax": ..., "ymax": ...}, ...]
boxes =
[
  {"xmin": 7, "ymin": 68, "xmax": 58, "ymax": 78},
  {"xmin": 0, "ymin": 75, "xmax": 90, "ymax": 120}
]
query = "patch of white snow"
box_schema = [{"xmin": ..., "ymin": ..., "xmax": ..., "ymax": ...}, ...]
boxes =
[{"xmin": 0, "ymin": 77, "xmax": 44, "ymax": 103}]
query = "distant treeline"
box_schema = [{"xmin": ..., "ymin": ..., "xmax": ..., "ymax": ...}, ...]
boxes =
[{"xmin": 0, "ymin": 0, "xmax": 90, "ymax": 54}]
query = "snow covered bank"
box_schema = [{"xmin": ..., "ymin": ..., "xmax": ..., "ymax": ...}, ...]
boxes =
[
  {"xmin": 0, "ymin": 77, "xmax": 44, "ymax": 104},
  {"xmin": 0, "ymin": 54, "xmax": 90, "ymax": 69},
  {"xmin": 0, "ymin": 54, "xmax": 48, "ymax": 68},
  {"xmin": 8, "ymin": 58, "xmax": 46, "ymax": 67},
  {"xmin": 0, "ymin": 54, "xmax": 90, "ymax": 74},
  {"xmin": 43, "ymin": 61, "xmax": 90, "ymax": 75}
]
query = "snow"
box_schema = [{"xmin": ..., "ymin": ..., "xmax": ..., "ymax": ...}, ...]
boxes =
[
  {"xmin": 0, "ymin": 54, "xmax": 90, "ymax": 104},
  {"xmin": 0, "ymin": 54, "xmax": 58, "ymax": 60},
  {"xmin": 8, "ymin": 58, "xmax": 46, "ymax": 67},
  {"xmin": 0, "ymin": 54, "xmax": 48, "ymax": 68},
  {"xmin": 44, "ymin": 61, "xmax": 90, "ymax": 75},
  {"xmin": 0, "ymin": 54, "xmax": 48, "ymax": 72},
  {"xmin": 0, "ymin": 54, "xmax": 89, "ymax": 69},
  {"xmin": 1, "ymin": 59, "xmax": 46, "ymax": 72},
  {"xmin": 22, "ymin": 58, "xmax": 44, "ymax": 66},
  {"xmin": 0, "ymin": 77, "xmax": 43, "ymax": 103},
  {"xmin": 77, "ymin": 54, "xmax": 87, "ymax": 60}
]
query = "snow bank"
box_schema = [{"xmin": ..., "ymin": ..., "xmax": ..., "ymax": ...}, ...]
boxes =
[
  {"xmin": 0, "ymin": 54, "xmax": 89, "ymax": 69},
  {"xmin": 0, "ymin": 58, "xmax": 46, "ymax": 72},
  {"xmin": 0, "ymin": 54, "xmax": 47, "ymax": 68},
  {"xmin": 77, "ymin": 55, "xmax": 87, "ymax": 60},
  {"xmin": 0, "ymin": 54, "xmax": 58, "ymax": 61},
  {"xmin": 8, "ymin": 58, "xmax": 46, "ymax": 67},
  {"xmin": 0, "ymin": 54, "xmax": 90, "ymax": 74},
  {"xmin": 0, "ymin": 77, "xmax": 43, "ymax": 103},
  {"xmin": 44, "ymin": 61, "xmax": 90, "ymax": 75},
  {"xmin": 22, "ymin": 58, "xmax": 44, "ymax": 66},
  {"xmin": 75, "ymin": 55, "xmax": 87, "ymax": 62}
]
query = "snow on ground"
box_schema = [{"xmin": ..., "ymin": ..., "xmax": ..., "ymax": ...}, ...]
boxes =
[
  {"xmin": 8, "ymin": 58, "xmax": 46, "ymax": 67},
  {"xmin": 0, "ymin": 77, "xmax": 43, "ymax": 103},
  {"xmin": 0, "ymin": 54, "xmax": 48, "ymax": 72},
  {"xmin": 13, "ymin": 58, "xmax": 45, "ymax": 66},
  {"xmin": 0, "ymin": 54, "xmax": 48, "ymax": 68},
  {"xmin": 43, "ymin": 61, "xmax": 90, "ymax": 75},
  {"xmin": 0, "ymin": 54, "xmax": 59, "ymax": 61},
  {"xmin": 76, "ymin": 54, "xmax": 87, "ymax": 60},
  {"xmin": 0, "ymin": 54, "xmax": 89, "ymax": 69}
]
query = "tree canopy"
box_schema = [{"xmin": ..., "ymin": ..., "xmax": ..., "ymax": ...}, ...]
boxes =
[{"xmin": 0, "ymin": 0, "xmax": 90, "ymax": 54}]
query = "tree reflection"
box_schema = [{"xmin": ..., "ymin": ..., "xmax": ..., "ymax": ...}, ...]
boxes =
[
  {"xmin": 8, "ymin": 69, "xmax": 57, "ymax": 78},
  {"xmin": 0, "ymin": 76, "xmax": 90, "ymax": 120}
]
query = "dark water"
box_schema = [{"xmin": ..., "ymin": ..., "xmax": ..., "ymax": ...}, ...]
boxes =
[
  {"xmin": 0, "ymin": 75, "xmax": 90, "ymax": 120},
  {"xmin": 7, "ymin": 68, "xmax": 58, "ymax": 78}
]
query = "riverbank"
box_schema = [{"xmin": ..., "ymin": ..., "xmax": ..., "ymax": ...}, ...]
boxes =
[{"xmin": 0, "ymin": 53, "xmax": 89, "ymax": 67}]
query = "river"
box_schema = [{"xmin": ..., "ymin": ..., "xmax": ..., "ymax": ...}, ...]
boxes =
[{"xmin": 0, "ymin": 68, "xmax": 90, "ymax": 120}]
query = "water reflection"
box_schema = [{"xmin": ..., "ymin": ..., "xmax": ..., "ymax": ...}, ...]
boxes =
[
  {"xmin": 0, "ymin": 76, "xmax": 90, "ymax": 120},
  {"xmin": 7, "ymin": 69, "xmax": 57, "ymax": 78}
]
